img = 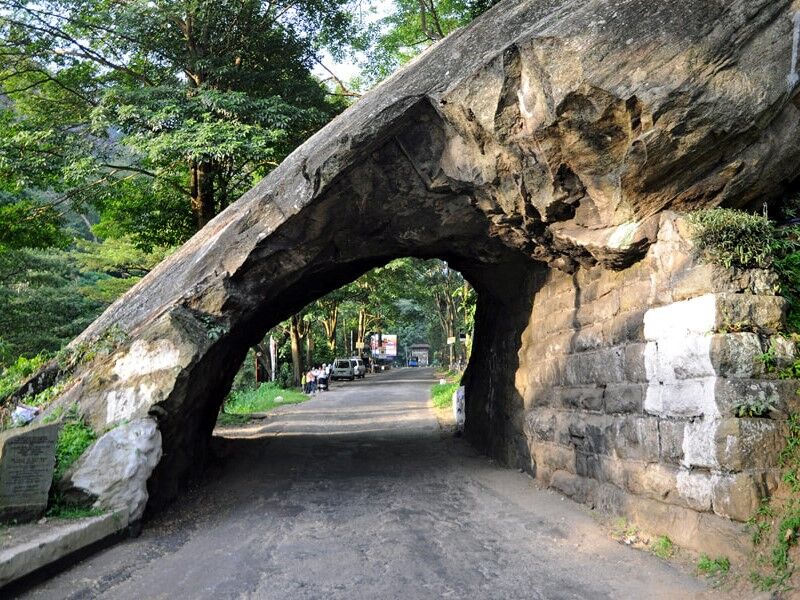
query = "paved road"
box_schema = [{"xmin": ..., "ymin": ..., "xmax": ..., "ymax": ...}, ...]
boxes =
[{"xmin": 18, "ymin": 368, "xmax": 717, "ymax": 599}]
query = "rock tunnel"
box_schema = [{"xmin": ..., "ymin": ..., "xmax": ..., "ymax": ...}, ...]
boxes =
[{"xmin": 21, "ymin": 0, "xmax": 800, "ymax": 557}]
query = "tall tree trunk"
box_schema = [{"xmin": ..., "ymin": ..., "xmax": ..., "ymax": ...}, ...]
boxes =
[
  {"xmin": 254, "ymin": 343, "xmax": 270, "ymax": 383},
  {"xmin": 306, "ymin": 332, "xmax": 314, "ymax": 366},
  {"xmin": 290, "ymin": 315, "xmax": 302, "ymax": 386},
  {"xmin": 357, "ymin": 308, "xmax": 367, "ymax": 347},
  {"xmin": 190, "ymin": 160, "xmax": 217, "ymax": 229},
  {"xmin": 321, "ymin": 303, "xmax": 338, "ymax": 352}
]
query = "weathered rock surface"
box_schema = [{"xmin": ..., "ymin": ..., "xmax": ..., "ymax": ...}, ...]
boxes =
[
  {"xmin": 17, "ymin": 0, "xmax": 800, "ymax": 552},
  {"xmin": 58, "ymin": 418, "xmax": 161, "ymax": 521}
]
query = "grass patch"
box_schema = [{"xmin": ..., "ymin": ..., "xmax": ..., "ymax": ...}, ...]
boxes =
[
  {"xmin": 431, "ymin": 382, "xmax": 459, "ymax": 409},
  {"xmin": 222, "ymin": 382, "xmax": 308, "ymax": 416},
  {"xmin": 650, "ymin": 535, "xmax": 674, "ymax": 559},
  {"xmin": 46, "ymin": 494, "xmax": 104, "ymax": 519},
  {"xmin": 53, "ymin": 418, "xmax": 96, "ymax": 481},
  {"xmin": 697, "ymin": 554, "xmax": 730, "ymax": 576}
]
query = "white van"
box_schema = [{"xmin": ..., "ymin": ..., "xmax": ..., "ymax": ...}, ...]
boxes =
[
  {"xmin": 350, "ymin": 358, "xmax": 366, "ymax": 379},
  {"xmin": 332, "ymin": 358, "xmax": 355, "ymax": 381}
]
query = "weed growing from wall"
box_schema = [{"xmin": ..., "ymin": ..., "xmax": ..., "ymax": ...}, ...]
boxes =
[
  {"xmin": 748, "ymin": 414, "xmax": 800, "ymax": 591},
  {"xmin": 53, "ymin": 408, "xmax": 96, "ymax": 482}
]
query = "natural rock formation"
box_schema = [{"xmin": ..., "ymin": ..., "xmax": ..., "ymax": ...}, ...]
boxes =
[
  {"xmin": 58, "ymin": 418, "xmax": 162, "ymax": 522},
  {"xmin": 16, "ymin": 0, "xmax": 800, "ymax": 553}
]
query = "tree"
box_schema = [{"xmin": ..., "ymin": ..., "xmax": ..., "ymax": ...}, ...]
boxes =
[
  {"xmin": 0, "ymin": 0, "xmax": 359, "ymax": 244},
  {"xmin": 360, "ymin": 0, "xmax": 500, "ymax": 85},
  {"xmin": 0, "ymin": 249, "xmax": 100, "ymax": 362}
]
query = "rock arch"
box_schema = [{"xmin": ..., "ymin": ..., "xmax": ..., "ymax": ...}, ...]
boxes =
[{"xmin": 30, "ymin": 0, "xmax": 800, "ymax": 557}]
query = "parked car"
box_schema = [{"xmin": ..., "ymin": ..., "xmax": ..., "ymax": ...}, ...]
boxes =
[
  {"xmin": 350, "ymin": 357, "xmax": 366, "ymax": 379},
  {"xmin": 408, "ymin": 358, "xmax": 418, "ymax": 367},
  {"xmin": 332, "ymin": 358, "xmax": 355, "ymax": 381}
]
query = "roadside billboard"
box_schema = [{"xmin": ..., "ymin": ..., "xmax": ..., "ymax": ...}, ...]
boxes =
[{"xmin": 370, "ymin": 334, "xmax": 397, "ymax": 358}]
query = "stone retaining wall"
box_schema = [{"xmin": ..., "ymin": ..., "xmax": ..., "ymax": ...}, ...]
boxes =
[{"xmin": 510, "ymin": 213, "xmax": 798, "ymax": 555}]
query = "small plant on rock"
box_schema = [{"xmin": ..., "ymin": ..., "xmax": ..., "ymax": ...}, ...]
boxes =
[
  {"xmin": 650, "ymin": 535, "xmax": 674, "ymax": 559},
  {"xmin": 610, "ymin": 517, "xmax": 639, "ymax": 544},
  {"xmin": 697, "ymin": 554, "xmax": 730, "ymax": 576},
  {"xmin": 53, "ymin": 409, "xmax": 96, "ymax": 482},
  {"xmin": 732, "ymin": 396, "xmax": 777, "ymax": 418}
]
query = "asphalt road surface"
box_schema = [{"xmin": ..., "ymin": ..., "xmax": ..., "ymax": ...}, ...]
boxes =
[{"xmin": 17, "ymin": 367, "xmax": 718, "ymax": 599}]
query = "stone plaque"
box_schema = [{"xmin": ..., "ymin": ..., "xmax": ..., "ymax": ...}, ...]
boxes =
[{"xmin": 0, "ymin": 422, "xmax": 60, "ymax": 522}]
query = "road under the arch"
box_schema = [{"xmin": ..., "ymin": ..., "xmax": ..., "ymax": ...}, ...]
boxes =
[{"xmin": 19, "ymin": 368, "xmax": 717, "ymax": 599}]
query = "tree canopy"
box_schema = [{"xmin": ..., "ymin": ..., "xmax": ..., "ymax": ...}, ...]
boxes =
[{"xmin": 0, "ymin": 0, "xmax": 494, "ymax": 377}]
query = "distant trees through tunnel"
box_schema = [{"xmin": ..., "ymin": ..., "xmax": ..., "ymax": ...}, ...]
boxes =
[{"xmin": 228, "ymin": 258, "xmax": 476, "ymax": 396}]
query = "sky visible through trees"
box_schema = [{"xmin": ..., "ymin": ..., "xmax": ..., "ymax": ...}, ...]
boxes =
[{"xmin": 0, "ymin": 0, "xmax": 499, "ymax": 387}]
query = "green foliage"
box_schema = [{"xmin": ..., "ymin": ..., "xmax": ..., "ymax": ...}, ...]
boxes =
[
  {"xmin": 749, "ymin": 415, "xmax": 800, "ymax": 591},
  {"xmin": 0, "ymin": 198, "xmax": 70, "ymax": 254},
  {"xmin": 431, "ymin": 382, "xmax": 459, "ymax": 409},
  {"xmin": 0, "ymin": 237, "xmax": 159, "ymax": 368},
  {"xmin": 772, "ymin": 506, "xmax": 800, "ymax": 574},
  {"xmin": 688, "ymin": 208, "xmax": 800, "ymax": 332},
  {"xmin": 775, "ymin": 241, "xmax": 800, "ymax": 333},
  {"xmin": 46, "ymin": 495, "xmax": 104, "ymax": 520},
  {"xmin": 650, "ymin": 535, "xmax": 674, "ymax": 559},
  {"xmin": 0, "ymin": 354, "xmax": 50, "ymax": 401},
  {"xmin": 687, "ymin": 209, "xmax": 779, "ymax": 270},
  {"xmin": 697, "ymin": 554, "xmax": 730, "ymax": 576},
  {"xmin": 779, "ymin": 413, "xmax": 800, "ymax": 494},
  {"xmin": 360, "ymin": 0, "xmax": 499, "ymax": 86},
  {"xmin": 0, "ymin": 249, "xmax": 103, "ymax": 364},
  {"xmin": 223, "ymin": 382, "xmax": 308, "ymax": 416},
  {"xmin": 28, "ymin": 382, "xmax": 66, "ymax": 408},
  {"xmin": 0, "ymin": 0, "xmax": 358, "ymax": 246},
  {"xmin": 733, "ymin": 395, "xmax": 777, "ymax": 418},
  {"xmin": 53, "ymin": 416, "xmax": 96, "ymax": 482},
  {"xmin": 748, "ymin": 500, "xmax": 775, "ymax": 545},
  {"xmin": 276, "ymin": 363, "xmax": 295, "ymax": 390}
]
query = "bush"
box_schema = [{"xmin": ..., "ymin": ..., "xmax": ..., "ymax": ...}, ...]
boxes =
[
  {"xmin": 688, "ymin": 209, "xmax": 779, "ymax": 270},
  {"xmin": 431, "ymin": 382, "xmax": 459, "ymax": 409},
  {"xmin": 53, "ymin": 419, "xmax": 96, "ymax": 481},
  {"xmin": 0, "ymin": 354, "xmax": 50, "ymax": 402},
  {"xmin": 689, "ymin": 208, "xmax": 800, "ymax": 330}
]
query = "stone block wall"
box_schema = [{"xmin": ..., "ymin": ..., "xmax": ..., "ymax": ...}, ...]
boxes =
[{"xmin": 512, "ymin": 213, "xmax": 798, "ymax": 556}]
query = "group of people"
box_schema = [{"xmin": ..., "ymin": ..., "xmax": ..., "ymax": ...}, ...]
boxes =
[{"xmin": 302, "ymin": 364, "xmax": 332, "ymax": 394}]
